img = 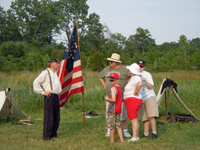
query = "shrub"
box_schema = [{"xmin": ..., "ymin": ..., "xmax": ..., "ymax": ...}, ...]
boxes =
[
  {"xmin": 80, "ymin": 52, "xmax": 87, "ymax": 68},
  {"xmin": 0, "ymin": 41, "xmax": 26, "ymax": 58},
  {"xmin": 89, "ymin": 51, "xmax": 105, "ymax": 71}
]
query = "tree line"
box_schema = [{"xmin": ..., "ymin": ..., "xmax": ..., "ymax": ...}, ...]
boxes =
[{"xmin": 0, "ymin": 0, "xmax": 200, "ymax": 72}]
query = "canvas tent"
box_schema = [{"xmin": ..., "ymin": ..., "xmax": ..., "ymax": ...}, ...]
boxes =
[
  {"xmin": 0, "ymin": 88, "xmax": 27, "ymax": 121},
  {"xmin": 155, "ymin": 78, "xmax": 199, "ymax": 122}
]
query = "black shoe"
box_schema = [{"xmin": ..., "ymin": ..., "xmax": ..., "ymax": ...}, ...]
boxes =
[
  {"xmin": 43, "ymin": 137, "xmax": 52, "ymax": 140},
  {"xmin": 140, "ymin": 134, "xmax": 149, "ymax": 138},
  {"xmin": 150, "ymin": 133, "xmax": 157, "ymax": 140},
  {"xmin": 51, "ymin": 134, "xmax": 57, "ymax": 139}
]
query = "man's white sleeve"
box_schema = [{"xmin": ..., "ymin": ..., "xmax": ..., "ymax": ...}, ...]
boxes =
[
  {"xmin": 146, "ymin": 72, "xmax": 154, "ymax": 86},
  {"xmin": 33, "ymin": 71, "xmax": 46, "ymax": 95}
]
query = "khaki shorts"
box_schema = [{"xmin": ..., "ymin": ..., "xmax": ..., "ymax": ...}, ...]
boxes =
[
  {"xmin": 106, "ymin": 101, "xmax": 128, "ymax": 121},
  {"xmin": 139, "ymin": 97, "xmax": 159, "ymax": 122},
  {"xmin": 106, "ymin": 113, "xmax": 122, "ymax": 130}
]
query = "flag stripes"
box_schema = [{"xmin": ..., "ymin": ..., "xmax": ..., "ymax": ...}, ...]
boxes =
[{"xmin": 57, "ymin": 24, "xmax": 84, "ymax": 107}]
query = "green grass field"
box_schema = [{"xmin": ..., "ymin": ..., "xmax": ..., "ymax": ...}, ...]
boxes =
[{"xmin": 0, "ymin": 70, "xmax": 200, "ymax": 150}]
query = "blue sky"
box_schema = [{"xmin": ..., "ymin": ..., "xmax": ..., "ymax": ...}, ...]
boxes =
[
  {"xmin": 87, "ymin": 0, "xmax": 200, "ymax": 44},
  {"xmin": 1, "ymin": 0, "xmax": 200, "ymax": 44}
]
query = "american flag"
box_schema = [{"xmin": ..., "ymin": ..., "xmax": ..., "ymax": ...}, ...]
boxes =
[{"xmin": 57, "ymin": 24, "xmax": 84, "ymax": 107}]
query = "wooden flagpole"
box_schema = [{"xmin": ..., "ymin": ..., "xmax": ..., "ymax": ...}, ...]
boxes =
[
  {"xmin": 75, "ymin": 20, "xmax": 86, "ymax": 130},
  {"xmin": 82, "ymin": 92, "xmax": 86, "ymax": 130}
]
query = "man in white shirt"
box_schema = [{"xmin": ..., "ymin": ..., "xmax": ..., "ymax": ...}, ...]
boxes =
[
  {"xmin": 137, "ymin": 59, "xmax": 158, "ymax": 140},
  {"xmin": 33, "ymin": 58, "xmax": 62, "ymax": 140}
]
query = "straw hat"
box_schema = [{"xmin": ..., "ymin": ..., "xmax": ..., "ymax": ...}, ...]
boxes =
[
  {"xmin": 107, "ymin": 53, "xmax": 122, "ymax": 63},
  {"xmin": 126, "ymin": 63, "xmax": 141, "ymax": 75}
]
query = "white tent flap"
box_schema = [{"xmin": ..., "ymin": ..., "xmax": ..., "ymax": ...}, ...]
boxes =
[{"xmin": 0, "ymin": 89, "xmax": 27, "ymax": 118}]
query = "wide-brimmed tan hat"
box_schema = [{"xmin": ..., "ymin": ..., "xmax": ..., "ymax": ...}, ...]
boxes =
[
  {"xmin": 126, "ymin": 63, "xmax": 141, "ymax": 75},
  {"xmin": 107, "ymin": 53, "xmax": 122, "ymax": 63}
]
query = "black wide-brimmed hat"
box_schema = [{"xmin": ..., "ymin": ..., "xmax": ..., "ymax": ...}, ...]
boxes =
[{"xmin": 48, "ymin": 58, "xmax": 60, "ymax": 63}]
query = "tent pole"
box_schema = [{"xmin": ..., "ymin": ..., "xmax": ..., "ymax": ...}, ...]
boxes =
[
  {"xmin": 165, "ymin": 90, "xmax": 168, "ymax": 115},
  {"xmin": 5, "ymin": 96, "xmax": 8, "ymax": 122},
  {"xmin": 167, "ymin": 88, "xmax": 169, "ymax": 115},
  {"xmin": 82, "ymin": 92, "xmax": 86, "ymax": 130}
]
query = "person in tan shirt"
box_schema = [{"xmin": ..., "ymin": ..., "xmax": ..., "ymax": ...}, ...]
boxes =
[{"xmin": 98, "ymin": 53, "xmax": 131, "ymax": 138}]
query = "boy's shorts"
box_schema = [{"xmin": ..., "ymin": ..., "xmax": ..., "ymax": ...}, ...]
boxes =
[
  {"xmin": 106, "ymin": 113, "xmax": 122, "ymax": 130},
  {"xmin": 139, "ymin": 97, "xmax": 159, "ymax": 122},
  {"xmin": 106, "ymin": 101, "xmax": 128, "ymax": 121}
]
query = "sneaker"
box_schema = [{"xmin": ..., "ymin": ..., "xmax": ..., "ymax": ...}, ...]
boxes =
[
  {"xmin": 127, "ymin": 137, "xmax": 139, "ymax": 142},
  {"xmin": 140, "ymin": 134, "xmax": 149, "ymax": 138},
  {"xmin": 136, "ymin": 137, "xmax": 140, "ymax": 140},
  {"xmin": 124, "ymin": 131, "xmax": 131, "ymax": 137},
  {"xmin": 150, "ymin": 133, "xmax": 157, "ymax": 140},
  {"xmin": 104, "ymin": 131, "xmax": 110, "ymax": 137}
]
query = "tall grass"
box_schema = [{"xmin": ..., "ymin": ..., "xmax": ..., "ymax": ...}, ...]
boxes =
[{"xmin": 0, "ymin": 70, "xmax": 200, "ymax": 116}]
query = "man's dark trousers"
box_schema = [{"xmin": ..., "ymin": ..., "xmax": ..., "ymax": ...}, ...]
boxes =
[{"xmin": 43, "ymin": 94, "xmax": 60, "ymax": 140}]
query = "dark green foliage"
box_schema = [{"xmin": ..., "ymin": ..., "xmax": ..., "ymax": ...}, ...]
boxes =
[
  {"xmin": 0, "ymin": 41, "xmax": 26, "ymax": 58},
  {"xmin": 0, "ymin": 41, "xmax": 64, "ymax": 72},
  {"xmin": 132, "ymin": 27, "xmax": 156, "ymax": 53},
  {"xmin": 107, "ymin": 46, "xmax": 117, "ymax": 58},
  {"xmin": 25, "ymin": 52, "xmax": 48, "ymax": 71},
  {"xmin": 189, "ymin": 37, "xmax": 200, "ymax": 48},
  {"xmin": 90, "ymin": 51, "xmax": 105, "ymax": 71},
  {"xmin": 80, "ymin": 52, "xmax": 87, "ymax": 68},
  {"xmin": 79, "ymin": 36, "xmax": 90, "ymax": 56},
  {"xmin": 189, "ymin": 51, "xmax": 200, "ymax": 70},
  {"xmin": 110, "ymin": 33, "xmax": 126, "ymax": 51},
  {"xmin": 85, "ymin": 13, "xmax": 105, "ymax": 50},
  {"xmin": 0, "ymin": 0, "xmax": 200, "ymax": 73}
]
